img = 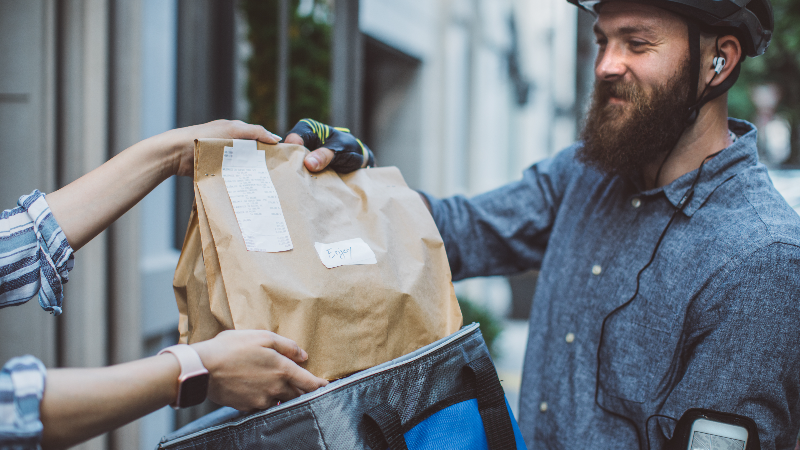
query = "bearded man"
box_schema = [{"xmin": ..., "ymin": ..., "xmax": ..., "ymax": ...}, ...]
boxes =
[{"xmin": 291, "ymin": 0, "xmax": 799, "ymax": 448}]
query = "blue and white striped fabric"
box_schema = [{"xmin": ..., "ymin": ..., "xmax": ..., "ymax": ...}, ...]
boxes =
[
  {"xmin": 0, "ymin": 356, "xmax": 46, "ymax": 450},
  {"xmin": 0, "ymin": 190, "xmax": 73, "ymax": 315},
  {"xmin": 0, "ymin": 191, "xmax": 73, "ymax": 448}
]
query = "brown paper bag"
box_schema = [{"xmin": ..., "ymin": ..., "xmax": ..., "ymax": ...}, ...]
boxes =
[{"xmin": 173, "ymin": 139, "xmax": 462, "ymax": 380}]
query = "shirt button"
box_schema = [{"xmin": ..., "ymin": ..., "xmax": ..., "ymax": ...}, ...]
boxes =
[
  {"xmin": 539, "ymin": 401, "xmax": 548, "ymax": 412},
  {"xmin": 631, "ymin": 197, "xmax": 642, "ymax": 208},
  {"xmin": 565, "ymin": 332, "xmax": 575, "ymax": 343},
  {"xmin": 592, "ymin": 264, "xmax": 602, "ymax": 275}
]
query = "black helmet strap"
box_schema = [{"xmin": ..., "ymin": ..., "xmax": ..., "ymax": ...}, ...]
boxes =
[
  {"xmin": 656, "ymin": 22, "xmax": 741, "ymax": 186},
  {"xmin": 685, "ymin": 22, "xmax": 742, "ymax": 124}
]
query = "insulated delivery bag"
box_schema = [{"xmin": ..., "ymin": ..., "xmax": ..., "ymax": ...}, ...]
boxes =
[{"xmin": 157, "ymin": 323, "xmax": 528, "ymax": 450}]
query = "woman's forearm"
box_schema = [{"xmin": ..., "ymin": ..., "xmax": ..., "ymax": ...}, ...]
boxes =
[
  {"xmin": 38, "ymin": 329, "xmax": 328, "ymax": 449},
  {"xmin": 39, "ymin": 354, "xmax": 180, "ymax": 449},
  {"xmin": 46, "ymin": 132, "xmax": 180, "ymax": 251},
  {"xmin": 46, "ymin": 120, "xmax": 281, "ymax": 251}
]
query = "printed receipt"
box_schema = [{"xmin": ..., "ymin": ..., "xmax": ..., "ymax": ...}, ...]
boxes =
[
  {"xmin": 314, "ymin": 238, "xmax": 377, "ymax": 269},
  {"xmin": 221, "ymin": 139, "xmax": 293, "ymax": 252}
]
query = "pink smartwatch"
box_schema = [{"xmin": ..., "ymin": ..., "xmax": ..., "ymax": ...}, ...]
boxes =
[{"xmin": 158, "ymin": 344, "xmax": 210, "ymax": 409}]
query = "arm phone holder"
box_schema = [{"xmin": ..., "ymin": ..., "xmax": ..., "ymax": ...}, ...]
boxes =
[{"xmin": 666, "ymin": 408, "xmax": 761, "ymax": 450}]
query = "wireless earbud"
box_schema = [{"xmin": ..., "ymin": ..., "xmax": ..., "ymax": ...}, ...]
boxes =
[{"xmin": 713, "ymin": 56, "xmax": 726, "ymax": 74}]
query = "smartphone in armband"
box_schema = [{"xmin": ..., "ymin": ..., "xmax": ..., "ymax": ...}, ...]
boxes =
[
  {"xmin": 667, "ymin": 408, "xmax": 760, "ymax": 450},
  {"xmin": 687, "ymin": 419, "xmax": 747, "ymax": 449}
]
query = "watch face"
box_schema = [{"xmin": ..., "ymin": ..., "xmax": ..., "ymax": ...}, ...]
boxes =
[{"xmin": 178, "ymin": 373, "xmax": 210, "ymax": 408}]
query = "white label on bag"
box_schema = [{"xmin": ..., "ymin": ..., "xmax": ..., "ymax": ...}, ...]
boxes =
[
  {"xmin": 314, "ymin": 238, "xmax": 377, "ymax": 269},
  {"xmin": 221, "ymin": 139, "xmax": 293, "ymax": 252}
]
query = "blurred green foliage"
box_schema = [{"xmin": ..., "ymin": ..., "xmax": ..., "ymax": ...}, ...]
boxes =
[
  {"xmin": 728, "ymin": 0, "xmax": 800, "ymax": 165},
  {"xmin": 240, "ymin": 0, "xmax": 332, "ymax": 134},
  {"xmin": 458, "ymin": 297, "xmax": 504, "ymax": 358}
]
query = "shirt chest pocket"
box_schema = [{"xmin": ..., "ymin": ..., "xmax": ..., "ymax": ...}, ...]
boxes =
[{"xmin": 598, "ymin": 295, "xmax": 680, "ymax": 403}]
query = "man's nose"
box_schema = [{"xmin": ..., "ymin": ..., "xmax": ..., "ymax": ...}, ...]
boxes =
[{"xmin": 595, "ymin": 46, "xmax": 627, "ymax": 81}]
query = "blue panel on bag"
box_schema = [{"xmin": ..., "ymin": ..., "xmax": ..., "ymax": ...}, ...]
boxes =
[
  {"xmin": 403, "ymin": 398, "xmax": 488, "ymax": 450},
  {"xmin": 399, "ymin": 397, "xmax": 528, "ymax": 450}
]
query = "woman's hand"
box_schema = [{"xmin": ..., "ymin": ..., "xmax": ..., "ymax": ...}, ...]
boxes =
[
  {"xmin": 166, "ymin": 120, "xmax": 282, "ymax": 178},
  {"xmin": 192, "ymin": 330, "xmax": 328, "ymax": 411}
]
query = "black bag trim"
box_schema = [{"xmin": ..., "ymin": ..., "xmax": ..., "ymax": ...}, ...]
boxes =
[
  {"xmin": 362, "ymin": 356, "xmax": 517, "ymax": 450},
  {"xmin": 464, "ymin": 356, "xmax": 517, "ymax": 450},
  {"xmin": 364, "ymin": 404, "xmax": 408, "ymax": 450}
]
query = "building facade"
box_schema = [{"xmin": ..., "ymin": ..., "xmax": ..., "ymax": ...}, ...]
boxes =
[{"xmin": 0, "ymin": 0, "xmax": 584, "ymax": 448}]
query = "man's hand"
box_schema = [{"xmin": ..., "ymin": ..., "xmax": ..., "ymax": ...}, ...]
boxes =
[
  {"xmin": 284, "ymin": 119, "xmax": 375, "ymax": 173},
  {"xmin": 191, "ymin": 330, "xmax": 328, "ymax": 411}
]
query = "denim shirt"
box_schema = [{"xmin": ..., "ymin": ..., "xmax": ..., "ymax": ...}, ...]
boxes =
[{"xmin": 425, "ymin": 119, "xmax": 800, "ymax": 449}]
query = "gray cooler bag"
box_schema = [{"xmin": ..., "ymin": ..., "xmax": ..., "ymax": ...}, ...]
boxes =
[{"xmin": 156, "ymin": 323, "xmax": 528, "ymax": 450}]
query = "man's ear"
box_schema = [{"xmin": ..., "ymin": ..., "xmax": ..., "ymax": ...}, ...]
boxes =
[{"xmin": 706, "ymin": 34, "xmax": 742, "ymax": 87}]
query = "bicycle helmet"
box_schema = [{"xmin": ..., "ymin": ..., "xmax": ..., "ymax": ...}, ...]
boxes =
[{"xmin": 569, "ymin": 0, "xmax": 773, "ymax": 57}]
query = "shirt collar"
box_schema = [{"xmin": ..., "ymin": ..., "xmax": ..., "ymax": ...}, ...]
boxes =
[{"xmin": 636, "ymin": 119, "xmax": 759, "ymax": 217}]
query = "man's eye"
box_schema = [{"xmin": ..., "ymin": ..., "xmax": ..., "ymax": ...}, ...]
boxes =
[
  {"xmin": 595, "ymin": 38, "xmax": 607, "ymax": 47},
  {"xmin": 629, "ymin": 40, "xmax": 648, "ymax": 49}
]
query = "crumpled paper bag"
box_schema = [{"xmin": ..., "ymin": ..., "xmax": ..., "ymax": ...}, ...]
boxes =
[{"xmin": 173, "ymin": 139, "xmax": 462, "ymax": 380}]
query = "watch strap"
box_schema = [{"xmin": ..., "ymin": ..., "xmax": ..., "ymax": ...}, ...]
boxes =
[{"xmin": 158, "ymin": 344, "xmax": 209, "ymax": 408}]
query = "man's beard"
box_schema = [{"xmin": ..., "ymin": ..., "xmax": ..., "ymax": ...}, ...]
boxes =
[{"xmin": 577, "ymin": 60, "xmax": 691, "ymax": 180}]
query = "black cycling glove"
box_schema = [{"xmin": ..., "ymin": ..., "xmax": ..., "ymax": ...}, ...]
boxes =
[{"xmin": 287, "ymin": 118, "xmax": 375, "ymax": 174}]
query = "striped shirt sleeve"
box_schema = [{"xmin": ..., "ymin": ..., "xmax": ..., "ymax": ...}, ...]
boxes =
[
  {"xmin": 0, "ymin": 356, "xmax": 46, "ymax": 450},
  {"xmin": 0, "ymin": 190, "xmax": 74, "ymax": 316}
]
